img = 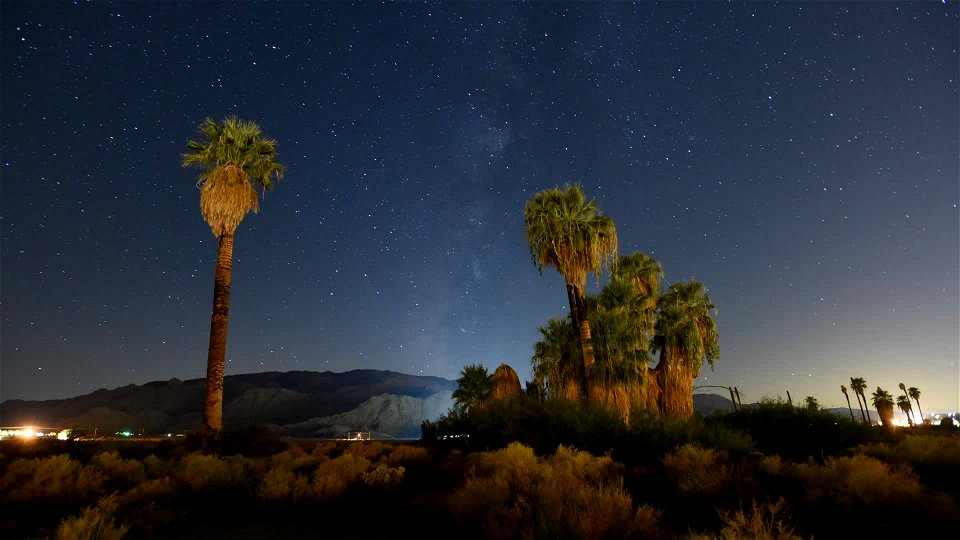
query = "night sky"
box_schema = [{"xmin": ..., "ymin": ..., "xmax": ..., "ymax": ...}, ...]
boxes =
[{"xmin": 2, "ymin": 2, "xmax": 957, "ymax": 412}]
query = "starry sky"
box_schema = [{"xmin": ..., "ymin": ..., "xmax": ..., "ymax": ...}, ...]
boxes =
[{"xmin": 1, "ymin": 2, "xmax": 957, "ymax": 411}]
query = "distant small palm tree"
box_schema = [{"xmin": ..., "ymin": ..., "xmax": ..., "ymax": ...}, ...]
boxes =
[
  {"xmin": 803, "ymin": 396, "xmax": 820, "ymax": 411},
  {"xmin": 452, "ymin": 364, "xmax": 493, "ymax": 413},
  {"xmin": 871, "ymin": 387, "xmax": 895, "ymax": 428},
  {"xmin": 896, "ymin": 394, "xmax": 915, "ymax": 426},
  {"xmin": 182, "ymin": 116, "xmax": 284, "ymax": 454},
  {"xmin": 841, "ymin": 385, "xmax": 855, "ymax": 421},
  {"xmin": 908, "ymin": 386, "xmax": 924, "ymax": 423},
  {"xmin": 850, "ymin": 377, "xmax": 868, "ymax": 424}
]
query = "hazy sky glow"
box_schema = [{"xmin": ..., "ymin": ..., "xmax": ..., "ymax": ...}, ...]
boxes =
[{"xmin": 2, "ymin": 2, "xmax": 957, "ymax": 411}]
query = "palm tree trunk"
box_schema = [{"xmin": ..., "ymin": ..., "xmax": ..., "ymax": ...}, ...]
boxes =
[
  {"xmin": 572, "ymin": 285, "xmax": 596, "ymax": 383},
  {"xmin": 844, "ymin": 394, "xmax": 855, "ymax": 422},
  {"xmin": 913, "ymin": 398, "xmax": 924, "ymax": 423},
  {"xmin": 656, "ymin": 347, "xmax": 694, "ymax": 419},
  {"xmin": 202, "ymin": 232, "xmax": 234, "ymax": 454},
  {"xmin": 855, "ymin": 392, "xmax": 868, "ymax": 424}
]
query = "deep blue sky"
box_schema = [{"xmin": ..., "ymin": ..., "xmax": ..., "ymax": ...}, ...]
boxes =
[{"xmin": 2, "ymin": 2, "xmax": 957, "ymax": 411}]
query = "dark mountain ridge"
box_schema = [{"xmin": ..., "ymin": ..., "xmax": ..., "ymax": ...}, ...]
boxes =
[{"xmin": 1, "ymin": 369, "xmax": 456, "ymax": 438}]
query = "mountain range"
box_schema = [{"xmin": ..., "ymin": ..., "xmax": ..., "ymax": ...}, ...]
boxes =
[
  {"xmin": 0, "ymin": 370, "xmax": 456, "ymax": 439},
  {"xmin": 1, "ymin": 369, "xmax": 755, "ymax": 439}
]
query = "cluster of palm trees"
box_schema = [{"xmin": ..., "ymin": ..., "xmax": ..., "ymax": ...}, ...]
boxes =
[
  {"xmin": 841, "ymin": 377, "xmax": 923, "ymax": 428},
  {"xmin": 524, "ymin": 185, "xmax": 719, "ymax": 422}
]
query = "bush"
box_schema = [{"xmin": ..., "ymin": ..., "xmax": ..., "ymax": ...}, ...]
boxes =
[
  {"xmin": 715, "ymin": 498, "xmax": 801, "ymax": 540},
  {"xmin": 715, "ymin": 402, "xmax": 874, "ymax": 460},
  {"xmin": 662, "ymin": 445, "xmax": 731, "ymax": 498},
  {"xmin": 56, "ymin": 495, "xmax": 128, "ymax": 540},
  {"xmin": 381, "ymin": 444, "xmax": 432, "ymax": 466},
  {"xmin": 343, "ymin": 441, "xmax": 390, "ymax": 462},
  {"xmin": 310, "ymin": 453, "xmax": 372, "ymax": 501},
  {"xmin": 2, "ymin": 454, "xmax": 84, "ymax": 504},
  {"xmin": 87, "ymin": 452, "xmax": 146, "ymax": 490},
  {"xmin": 257, "ymin": 467, "xmax": 298, "ymax": 502},
  {"xmin": 175, "ymin": 453, "xmax": 246, "ymax": 491},
  {"xmin": 311, "ymin": 441, "xmax": 338, "ymax": 458},
  {"xmin": 450, "ymin": 442, "xmax": 663, "ymax": 539},
  {"xmin": 793, "ymin": 454, "xmax": 922, "ymax": 506},
  {"xmin": 362, "ymin": 464, "xmax": 405, "ymax": 491}
]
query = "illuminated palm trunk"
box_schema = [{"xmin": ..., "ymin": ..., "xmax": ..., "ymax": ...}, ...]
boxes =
[
  {"xmin": 565, "ymin": 283, "xmax": 585, "ymax": 397},
  {"xmin": 572, "ymin": 286, "xmax": 596, "ymax": 373},
  {"xmin": 202, "ymin": 232, "xmax": 234, "ymax": 453},
  {"xmin": 656, "ymin": 347, "xmax": 694, "ymax": 419},
  {"xmin": 875, "ymin": 401, "xmax": 894, "ymax": 428}
]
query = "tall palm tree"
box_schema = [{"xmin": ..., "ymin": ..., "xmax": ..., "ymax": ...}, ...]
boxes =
[
  {"xmin": 652, "ymin": 281, "xmax": 719, "ymax": 419},
  {"xmin": 908, "ymin": 386, "xmax": 924, "ymax": 423},
  {"xmin": 840, "ymin": 385, "xmax": 855, "ymax": 422},
  {"xmin": 182, "ymin": 116, "xmax": 284, "ymax": 453},
  {"xmin": 898, "ymin": 383, "xmax": 913, "ymax": 425},
  {"xmin": 896, "ymin": 395, "xmax": 915, "ymax": 426},
  {"xmin": 452, "ymin": 364, "xmax": 493, "ymax": 413},
  {"xmin": 589, "ymin": 279, "xmax": 656, "ymax": 421},
  {"xmin": 849, "ymin": 377, "xmax": 868, "ymax": 424},
  {"xmin": 524, "ymin": 185, "xmax": 618, "ymax": 389},
  {"xmin": 871, "ymin": 387, "xmax": 895, "ymax": 428}
]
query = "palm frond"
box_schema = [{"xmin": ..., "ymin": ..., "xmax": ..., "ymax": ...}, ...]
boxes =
[{"xmin": 183, "ymin": 116, "xmax": 284, "ymax": 236}]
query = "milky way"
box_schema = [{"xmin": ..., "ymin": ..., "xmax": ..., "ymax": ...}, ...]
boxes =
[{"xmin": 1, "ymin": 2, "xmax": 957, "ymax": 410}]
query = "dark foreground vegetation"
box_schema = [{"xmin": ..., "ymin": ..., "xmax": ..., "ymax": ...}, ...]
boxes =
[{"xmin": 2, "ymin": 401, "xmax": 959, "ymax": 540}]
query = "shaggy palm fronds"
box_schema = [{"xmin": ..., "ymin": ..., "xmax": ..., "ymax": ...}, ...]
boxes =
[
  {"xmin": 490, "ymin": 364, "xmax": 522, "ymax": 401},
  {"xmin": 524, "ymin": 184, "xmax": 618, "ymax": 289},
  {"xmin": 199, "ymin": 165, "xmax": 259, "ymax": 236},
  {"xmin": 587, "ymin": 381, "xmax": 646, "ymax": 424},
  {"xmin": 654, "ymin": 281, "xmax": 719, "ymax": 377},
  {"xmin": 532, "ymin": 317, "xmax": 583, "ymax": 400},
  {"xmin": 613, "ymin": 252, "xmax": 663, "ymax": 299},
  {"xmin": 657, "ymin": 346, "xmax": 695, "ymax": 419},
  {"xmin": 453, "ymin": 364, "xmax": 493, "ymax": 412}
]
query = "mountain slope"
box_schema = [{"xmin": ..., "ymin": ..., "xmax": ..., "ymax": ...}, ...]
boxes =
[{"xmin": 0, "ymin": 369, "xmax": 456, "ymax": 438}]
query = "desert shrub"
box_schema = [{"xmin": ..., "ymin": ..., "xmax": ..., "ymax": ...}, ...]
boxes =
[
  {"xmin": 344, "ymin": 441, "xmax": 390, "ymax": 461},
  {"xmin": 3, "ymin": 454, "xmax": 83, "ymax": 503},
  {"xmin": 267, "ymin": 446, "xmax": 319, "ymax": 473},
  {"xmin": 793, "ymin": 454, "xmax": 922, "ymax": 506},
  {"xmin": 311, "ymin": 441, "xmax": 338, "ymax": 458},
  {"xmin": 258, "ymin": 466, "xmax": 298, "ymax": 502},
  {"xmin": 56, "ymin": 495, "xmax": 128, "ymax": 540},
  {"xmin": 87, "ymin": 451, "xmax": 146, "ymax": 490},
  {"xmin": 855, "ymin": 434, "xmax": 960, "ymax": 468},
  {"xmin": 382, "ymin": 444, "xmax": 432, "ymax": 466},
  {"xmin": 714, "ymin": 498, "xmax": 801, "ymax": 540},
  {"xmin": 715, "ymin": 402, "xmax": 874, "ymax": 460},
  {"xmin": 854, "ymin": 433, "xmax": 960, "ymax": 491},
  {"xmin": 175, "ymin": 453, "xmax": 245, "ymax": 491},
  {"xmin": 141, "ymin": 454, "xmax": 171, "ymax": 479},
  {"xmin": 450, "ymin": 442, "xmax": 662, "ymax": 540},
  {"xmin": 221, "ymin": 424, "xmax": 287, "ymax": 456},
  {"xmin": 662, "ymin": 445, "xmax": 731, "ymax": 498},
  {"xmin": 111, "ymin": 477, "xmax": 178, "ymax": 535},
  {"xmin": 362, "ymin": 464, "xmax": 405, "ymax": 491},
  {"xmin": 310, "ymin": 453, "xmax": 372, "ymax": 501}
]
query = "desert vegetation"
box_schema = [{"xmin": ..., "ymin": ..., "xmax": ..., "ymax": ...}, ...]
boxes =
[{"xmin": 2, "ymin": 412, "xmax": 957, "ymax": 539}]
